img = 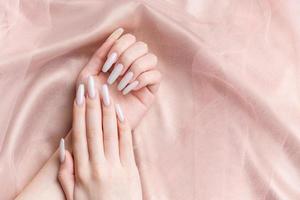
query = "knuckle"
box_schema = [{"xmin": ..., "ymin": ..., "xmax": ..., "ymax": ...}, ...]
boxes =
[
  {"xmin": 137, "ymin": 73, "xmax": 146, "ymax": 82},
  {"xmin": 131, "ymin": 62, "xmax": 143, "ymax": 73},
  {"xmin": 86, "ymin": 128, "xmax": 98, "ymax": 140},
  {"xmin": 86, "ymin": 100, "xmax": 98, "ymax": 110},
  {"xmin": 76, "ymin": 171, "xmax": 88, "ymax": 184},
  {"xmin": 112, "ymin": 41, "xmax": 122, "ymax": 52},
  {"xmin": 91, "ymin": 169, "xmax": 102, "ymax": 181},
  {"xmin": 119, "ymin": 122, "xmax": 131, "ymax": 133},
  {"xmin": 72, "ymin": 130, "xmax": 83, "ymax": 142},
  {"xmin": 102, "ymin": 106, "xmax": 114, "ymax": 118},
  {"xmin": 120, "ymin": 53, "xmax": 132, "ymax": 65},
  {"xmin": 103, "ymin": 132, "xmax": 114, "ymax": 142}
]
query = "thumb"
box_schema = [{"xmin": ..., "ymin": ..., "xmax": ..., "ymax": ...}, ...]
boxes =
[{"xmin": 58, "ymin": 139, "xmax": 74, "ymax": 200}]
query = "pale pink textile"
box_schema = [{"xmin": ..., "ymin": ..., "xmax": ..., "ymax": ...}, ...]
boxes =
[{"xmin": 1, "ymin": 0, "xmax": 300, "ymax": 199}]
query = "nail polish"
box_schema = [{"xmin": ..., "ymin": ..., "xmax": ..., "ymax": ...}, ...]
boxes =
[
  {"xmin": 117, "ymin": 72, "xmax": 134, "ymax": 91},
  {"xmin": 88, "ymin": 76, "xmax": 96, "ymax": 99},
  {"xmin": 115, "ymin": 104, "xmax": 124, "ymax": 122},
  {"xmin": 102, "ymin": 52, "xmax": 117, "ymax": 72},
  {"xmin": 107, "ymin": 63, "xmax": 123, "ymax": 85},
  {"xmin": 76, "ymin": 84, "xmax": 85, "ymax": 106},
  {"xmin": 59, "ymin": 138, "xmax": 65, "ymax": 163},
  {"xmin": 102, "ymin": 84, "xmax": 110, "ymax": 106},
  {"xmin": 122, "ymin": 81, "xmax": 139, "ymax": 95}
]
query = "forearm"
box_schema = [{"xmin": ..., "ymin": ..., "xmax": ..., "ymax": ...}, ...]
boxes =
[
  {"xmin": 15, "ymin": 150, "xmax": 64, "ymax": 200},
  {"xmin": 15, "ymin": 134, "xmax": 71, "ymax": 200}
]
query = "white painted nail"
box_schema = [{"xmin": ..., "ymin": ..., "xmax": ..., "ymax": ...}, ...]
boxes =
[
  {"xmin": 117, "ymin": 72, "xmax": 134, "ymax": 91},
  {"xmin": 107, "ymin": 63, "xmax": 123, "ymax": 85},
  {"xmin": 88, "ymin": 76, "xmax": 96, "ymax": 99},
  {"xmin": 102, "ymin": 84, "xmax": 110, "ymax": 106},
  {"xmin": 76, "ymin": 84, "xmax": 85, "ymax": 106},
  {"xmin": 115, "ymin": 104, "xmax": 124, "ymax": 122},
  {"xmin": 59, "ymin": 138, "xmax": 65, "ymax": 163},
  {"xmin": 102, "ymin": 52, "xmax": 117, "ymax": 72},
  {"xmin": 122, "ymin": 81, "xmax": 139, "ymax": 95}
]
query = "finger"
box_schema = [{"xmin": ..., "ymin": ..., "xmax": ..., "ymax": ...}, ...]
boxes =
[
  {"xmin": 115, "ymin": 104, "xmax": 136, "ymax": 166},
  {"xmin": 132, "ymin": 69, "xmax": 162, "ymax": 93},
  {"xmin": 58, "ymin": 146, "xmax": 75, "ymax": 200},
  {"xmin": 72, "ymin": 84, "xmax": 89, "ymax": 171},
  {"xmin": 86, "ymin": 76, "xmax": 105, "ymax": 164},
  {"xmin": 79, "ymin": 28, "xmax": 124, "ymax": 79},
  {"xmin": 102, "ymin": 33, "xmax": 136, "ymax": 73},
  {"xmin": 101, "ymin": 84, "xmax": 119, "ymax": 162},
  {"xmin": 118, "ymin": 41, "xmax": 148, "ymax": 76},
  {"xmin": 128, "ymin": 53, "xmax": 157, "ymax": 81}
]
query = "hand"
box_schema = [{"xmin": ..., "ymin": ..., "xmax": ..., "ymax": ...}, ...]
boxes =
[
  {"xmin": 78, "ymin": 28, "xmax": 161, "ymax": 129},
  {"xmin": 57, "ymin": 80, "xmax": 142, "ymax": 200}
]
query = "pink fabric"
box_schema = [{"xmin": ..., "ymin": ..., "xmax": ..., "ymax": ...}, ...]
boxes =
[{"xmin": 1, "ymin": 0, "xmax": 300, "ymax": 199}]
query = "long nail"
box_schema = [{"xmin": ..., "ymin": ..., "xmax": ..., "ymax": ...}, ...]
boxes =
[
  {"xmin": 117, "ymin": 72, "xmax": 133, "ymax": 91},
  {"xmin": 59, "ymin": 138, "xmax": 65, "ymax": 163},
  {"xmin": 107, "ymin": 63, "xmax": 123, "ymax": 85},
  {"xmin": 76, "ymin": 84, "xmax": 85, "ymax": 106},
  {"xmin": 122, "ymin": 81, "xmax": 139, "ymax": 95},
  {"xmin": 102, "ymin": 52, "xmax": 117, "ymax": 72},
  {"xmin": 102, "ymin": 84, "xmax": 110, "ymax": 106},
  {"xmin": 115, "ymin": 104, "xmax": 124, "ymax": 122},
  {"xmin": 88, "ymin": 76, "xmax": 96, "ymax": 99}
]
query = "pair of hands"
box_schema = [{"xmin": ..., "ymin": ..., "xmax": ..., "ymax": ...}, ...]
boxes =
[{"xmin": 57, "ymin": 28, "xmax": 161, "ymax": 200}]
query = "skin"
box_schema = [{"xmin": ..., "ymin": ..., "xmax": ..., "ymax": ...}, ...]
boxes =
[
  {"xmin": 79, "ymin": 28, "xmax": 161, "ymax": 129},
  {"xmin": 15, "ymin": 29, "xmax": 161, "ymax": 200},
  {"xmin": 58, "ymin": 86, "xmax": 142, "ymax": 200}
]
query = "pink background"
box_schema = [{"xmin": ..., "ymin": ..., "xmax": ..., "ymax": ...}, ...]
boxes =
[{"xmin": 1, "ymin": 0, "xmax": 300, "ymax": 199}]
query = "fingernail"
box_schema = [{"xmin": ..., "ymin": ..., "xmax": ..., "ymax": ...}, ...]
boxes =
[
  {"xmin": 88, "ymin": 76, "xmax": 96, "ymax": 99},
  {"xmin": 76, "ymin": 84, "xmax": 85, "ymax": 106},
  {"xmin": 102, "ymin": 84, "xmax": 110, "ymax": 106},
  {"xmin": 117, "ymin": 72, "xmax": 134, "ymax": 91},
  {"xmin": 115, "ymin": 104, "xmax": 124, "ymax": 122},
  {"xmin": 102, "ymin": 52, "xmax": 117, "ymax": 72},
  {"xmin": 122, "ymin": 81, "xmax": 139, "ymax": 95},
  {"xmin": 59, "ymin": 138, "xmax": 65, "ymax": 163},
  {"xmin": 107, "ymin": 63, "xmax": 123, "ymax": 85}
]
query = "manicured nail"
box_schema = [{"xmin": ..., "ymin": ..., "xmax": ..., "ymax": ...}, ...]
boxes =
[
  {"xmin": 122, "ymin": 81, "xmax": 139, "ymax": 95},
  {"xmin": 117, "ymin": 72, "xmax": 134, "ymax": 91},
  {"xmin": 107, "ymin": 63, "xmax": 123, "ymax": 85},
  {"xmin": 76, "ymin": 84, "xmax": 85, "ymax": 106},
  {"xmin": 115, "ymin": 104, "xmax": 124, "ymax": 122},
  {"xmin": 102, "ymin": 52, "xmax": 117, "ymax": 72},
  {"xmin": 88, "ymin": 76, "xmax": 96, "ymax": 99},
  {"xmin": 59, "ymin": 138, "xmax": 65, "ymax": 163},
  {"xmin": 102, "ymin": 84, "xmax": 110, "ymax": 106}
]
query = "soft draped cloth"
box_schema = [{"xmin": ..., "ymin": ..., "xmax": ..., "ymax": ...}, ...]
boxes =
[{"xmin": 1, "ymin": 0, "xmax": 300, "ymax": 199}]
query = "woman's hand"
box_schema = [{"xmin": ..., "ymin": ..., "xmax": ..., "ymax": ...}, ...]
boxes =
[
  {"xmin": 77, "ymin": 28, "xmax": 161, "ymax": 129},
  {"xmin": 57, "ymin": 78, "xmax": 142, "ymax": 200}
]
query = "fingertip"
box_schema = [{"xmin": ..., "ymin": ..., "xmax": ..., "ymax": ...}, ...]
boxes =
[{"xmin": 106, "ymin": 27, "xmax": 124, "ymax": 42}]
